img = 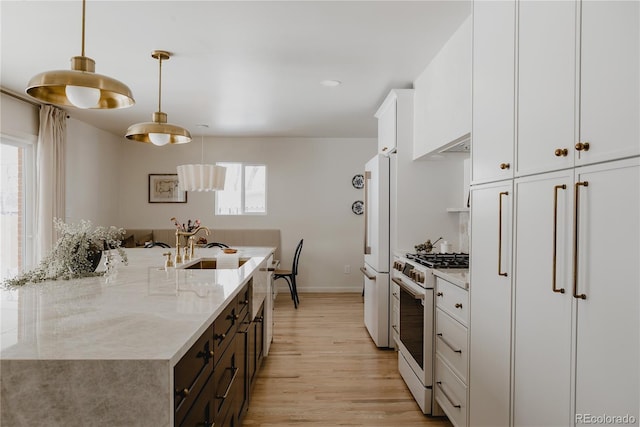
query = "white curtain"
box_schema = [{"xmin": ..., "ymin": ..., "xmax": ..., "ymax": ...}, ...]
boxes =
[{"xmin": 35, "ymin": 105, "xmax": 66, "ymax": 262}]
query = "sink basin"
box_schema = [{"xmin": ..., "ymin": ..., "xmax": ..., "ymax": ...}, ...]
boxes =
[{"xmin": 181, "ymin": 258, "xmax": 249, "ymax": 269}]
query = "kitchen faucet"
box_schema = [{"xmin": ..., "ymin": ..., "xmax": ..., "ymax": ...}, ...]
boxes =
[{"xmin": 175, "ymin": 226, "xmax": 210, "ymax": 264}]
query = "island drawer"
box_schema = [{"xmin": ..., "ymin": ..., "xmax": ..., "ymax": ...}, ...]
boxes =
[
  {"xmin": 237, "ymin": 283, "xmax": 251, "ymax": 319},
  {"xmin": 178, "ymin": 372, "xmax": 215, "ymax": 427},
  {"xmin": 213, "ymin": 300, "xmax": 239, "ymax": 367},
  {"xmin": 214, "ymin": 338, "xmax": 240, "ymax": 426},
  {"xmin": 174, "ymin": 323, "xmax": 215, "ymax": 425}
]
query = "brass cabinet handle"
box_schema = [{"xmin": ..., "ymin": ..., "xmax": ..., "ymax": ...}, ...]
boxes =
[
  {"xmin": 364, "ymin": 171, "xmax": 371, "ymax": 255},
  {"xmin": 209, "ymin": 350, "xmax": 214, "ymax": 358},
  {"xmin": 575, "ymin": 142, "xmax": 590, "ymax": 152},
  {"xmin": 498, "ymin": 191, "xmax": 509, "ymax": 277},
  {"xmin": 381, "ymin": 146, "xmax": 388, "ymax": 152},
  {"xmin": 216, "ymin": 367, "xmax": 239, "ymax": 400},
  {"xmin": 555, "ymin": 148, "xmax": 569, "ymax": 157},
  {"xmin": 437, "ymin": 333, "xmax": 462, "ymax": 353},
  {"xmin": 500, "ymin": 163, "xmax": 511, "ymax": 170},
  {"xmin": 437, "ymin": 292, "xmax": 443, "ymax": 297},
  {"xmin": 176, "ymin": 387, "xmax": 190, "ymax": 398},
  {"xmin": 552, "ymin": 185, "xmax": 567, "ymax": 294},
  {"xmin": 454, "ymin": 303, "xmax": 463, "ymax": 309},
  {"xmin": 573, "ymin": 182, "xmax": 588, "ymax": 299},
  {"xmin": 214, "ymin": 333, "xmax": 226, "ymax": 341},
  {"xmin": 436, "ymin": 381, "xmax": 462, "ymax": 408}
]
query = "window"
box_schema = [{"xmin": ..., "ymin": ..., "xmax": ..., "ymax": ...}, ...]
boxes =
[
  {"xmin": 215, "ymin": 163, "xmax": 266, "ymax": 215},
  {"xmin": 1, "ymin": 136, "xmax": 35, "ymax": 281}
]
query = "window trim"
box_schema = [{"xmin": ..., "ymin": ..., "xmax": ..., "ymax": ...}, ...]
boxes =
[
  {"xmin": 215, "ymin": 162, "xmax": 267, "ymax": 216},
  {"xmin": 1, "ymin": 133, "xmax": 37, "ymax": 274}
]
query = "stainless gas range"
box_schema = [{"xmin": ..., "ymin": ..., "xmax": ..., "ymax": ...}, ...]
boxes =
[{"xmin": 391, "ymin": 252, "xmax": 469, "ymax": 415}]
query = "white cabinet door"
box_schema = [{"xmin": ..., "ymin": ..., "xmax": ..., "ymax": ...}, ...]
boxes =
[
  {"xmin": 376, "ymin": 92, "xmax": 397, "ymax": 155},
  {"xmin": 516, "ymin": 0, "xmax": 577, "ymax": 176},
  {"xmin": 574, "ymin": 158, "xmax": 639, "ymax": 419},
  {"xmin": 469, "ymin": 180, "xmax": 512, "ymax": 426},
  {"xmin": 471, "ymin": 0, "xmax": 515, "ymax": 184},
  {"xmin": 578, "ymin": 1, "xmax": 640, "ymax": 165},
  {"xmin": 364, "ymin": 155, "xmax": 390, "ymax": 272},
  {"xmin": 513, "ymin": 171, "xmax": 574, "ymax": 426}
]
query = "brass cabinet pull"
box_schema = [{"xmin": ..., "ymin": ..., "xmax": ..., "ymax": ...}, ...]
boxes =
[
  {"xmin": 573, "ymin": 181, "xmax": 588, "ymax": 299},
  {"xmin": 575, "ymin": 142, "xmax": 590, "ymax": 152},
  {"xmin": 436, "ymin": 381, "xmax": 462, "ymax": 408},
  {"xmin": 214, "ymin": 333, "xmax": 226, "ymax": 341},
  {"xmin": 500, "ymin": 163, "xmax": 511, "ymax": 170},
  {"xmin": 364, "ymin": 171, "xmax": 371, "ymax": 255},
  {"xmin": 498, "ymin": 191, "xmax": 509, "ymax": 277},
  {"xmin": 552, "ymin": 185, "xmax": 567, "ymax": 294},
  {"xmin": 437, "ymin": 333, "xmax": 462, "ymax": 353},
  {"xmin": 216, "ymin": 367, "xmax": 239, "ymax": 400},
  {"xmin": 437, "ymin": 292, "xmax": 443, "ymax": 297},
  {"xmin": 555, "ymin": 148, "xmax": 568, "ymax": 157},
  {"xmin": 176, "ymin": 387, "xmax": 190, "ymax": 398},
  {"xmin": 454, "ymin": 303, "xmax": 463, "ymax": 309}
]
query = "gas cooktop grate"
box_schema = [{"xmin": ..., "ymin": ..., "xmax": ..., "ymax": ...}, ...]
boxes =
[{"xmin": 406, "ymin": 252, "xmax": 469, "ymax": 269}]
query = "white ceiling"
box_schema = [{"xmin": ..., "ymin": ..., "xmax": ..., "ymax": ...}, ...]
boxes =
[{"xmin": 1, "ymin": 1, "xmax": 471, "ymax": 138}]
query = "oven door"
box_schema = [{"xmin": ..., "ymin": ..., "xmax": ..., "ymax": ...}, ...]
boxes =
[{"xmin": 394, "ymin": 277, "xmax": 434, "ymax": 387}]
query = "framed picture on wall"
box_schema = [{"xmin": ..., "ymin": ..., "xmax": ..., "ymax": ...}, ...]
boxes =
[{"xmin": 148, "ymin": 174, "xmax": 187, "ymax": 203}]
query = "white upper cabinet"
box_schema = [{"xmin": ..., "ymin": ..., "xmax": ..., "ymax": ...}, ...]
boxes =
[
  {"xmin": 471, "ymin": 0, "xmax": 516, "ymax": 184},
  {"xmin": 578, "ymin": 1, "xmax": 640, "ymax": 165},
  {"xmin": 414, "ymin": 14, "xmax": 472, "ymax": 159},
  {"xmin": 376, "ymin": 91, "xmax": 398, "ymax": 155},
  {"xmin": 516, "ymin": 0, "xmax": 577, "ymax": 176}
]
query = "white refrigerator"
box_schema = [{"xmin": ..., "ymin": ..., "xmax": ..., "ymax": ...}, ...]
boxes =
[{"xmin": 362, "ymin": 154, "xmax": 391, "ymax": 348}]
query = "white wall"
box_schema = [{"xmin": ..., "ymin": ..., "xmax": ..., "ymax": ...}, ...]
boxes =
[
  {"xmin": 118, "ymin": 137, "xmax": 377, "ymax": 292},
  {"xmin": 65, "ymin": 118, "xmax": 122, "ymax": 227}
]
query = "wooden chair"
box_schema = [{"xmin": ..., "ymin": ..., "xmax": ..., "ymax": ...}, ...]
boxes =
[
  {"xmin": 204, "ymin": 242, "xmax": 229, "ymax": 248},
  {"xmin": 274, "ymin": 239, "xmax": 303, "ymax": 308}
]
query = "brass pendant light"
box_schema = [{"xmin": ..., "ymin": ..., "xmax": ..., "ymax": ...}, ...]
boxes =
[
  {"xmin": 125, "ymin": 50, "xmax": 191, "ymax": 146},
  {"xmin": 25, "ymin": 0, "xmax": 134, "ymax": 109}
]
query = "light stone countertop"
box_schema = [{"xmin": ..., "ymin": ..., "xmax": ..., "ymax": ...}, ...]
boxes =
[
  {"xmin": 433, "ymin": 268, "xmax": 470, "ymax": 290},
  {"xmin": 0, "ymin": 246, "xmax": 274, "ymax": 365}
]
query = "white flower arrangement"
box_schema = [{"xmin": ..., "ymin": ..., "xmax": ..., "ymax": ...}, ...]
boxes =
[{"xmin": 2, "ymin": 219, "xmax": 128, "ymax": 288}]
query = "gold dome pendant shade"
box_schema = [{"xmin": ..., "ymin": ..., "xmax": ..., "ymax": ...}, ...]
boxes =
[
  {"xmin": 25, "ymin": 0, "xmax": 134, "ymax": 109},
  {"xmin": 125, "ymin": 51, "xmax": 192, "ymax": 145}
]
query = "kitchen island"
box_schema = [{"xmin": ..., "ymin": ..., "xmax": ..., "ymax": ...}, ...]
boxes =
[{"xmin": 0, "ymin": 246, "xmax": 275, "ymax": 427}]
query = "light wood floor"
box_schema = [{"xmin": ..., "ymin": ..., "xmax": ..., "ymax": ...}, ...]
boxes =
[{"xmin": 242, "ymin": 293, "xmax": 453, "ymax": 427}]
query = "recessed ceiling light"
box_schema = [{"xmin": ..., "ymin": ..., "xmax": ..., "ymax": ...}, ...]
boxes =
[{"xmin": 321, "ymin": 80, "xmax": 342, "ymax": 87}]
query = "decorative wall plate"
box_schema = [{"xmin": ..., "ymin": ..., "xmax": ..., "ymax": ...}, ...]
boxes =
[
  {"xmin": 352, "ymin": 174, "xmax": 364, "ymax": 189},
  {"xmin": 352, "ymin": 200, "xmax": 364, "ymax": 215}
]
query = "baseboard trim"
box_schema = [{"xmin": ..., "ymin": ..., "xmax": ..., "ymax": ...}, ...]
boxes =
[{"xmin": 274, "ymin": 283, "xmax": 362, "ymax": 293}]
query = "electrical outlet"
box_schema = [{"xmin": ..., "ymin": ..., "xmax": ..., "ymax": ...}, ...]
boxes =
[{"xmin": 344, "ymin": 265, "xmax": 351, "ymax": 274}]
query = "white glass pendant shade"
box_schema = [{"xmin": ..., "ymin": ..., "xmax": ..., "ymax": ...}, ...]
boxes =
[
  {"xmin": 177, "ymin": 164, "xmax": 226, "ymax": 192},
  {"xmin": 64, "ymin": 85, "xmax": 101, "ymax": 109},
  {"xmin": 149, "ymin": 133, "xmax": 171, "ymax": 146}
]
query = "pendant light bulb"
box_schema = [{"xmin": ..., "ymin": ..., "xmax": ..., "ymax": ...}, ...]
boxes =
[
  {"xmin": 149, "ymin": 133, "xmax": 171, "ymax": 146},
  {"xmin": 65, "ymin": 85, "xmax": 101, "ymax": 109}
]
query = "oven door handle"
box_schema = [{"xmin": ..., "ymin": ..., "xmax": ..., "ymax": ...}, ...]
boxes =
[{"xmin": 392, "ymin": 277, "xmax": 425, "ymax": 300}]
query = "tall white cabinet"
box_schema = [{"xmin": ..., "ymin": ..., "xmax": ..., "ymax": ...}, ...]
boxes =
[
  {"xmin": 469, "ymin": 181, "xmax": 513, "ymax": 426},
  {"xmin": 470, "ymin": 0, "xmax": 639, "ymax": 426}
]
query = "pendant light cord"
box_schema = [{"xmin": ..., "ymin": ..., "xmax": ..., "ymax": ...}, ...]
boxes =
[
  {"xmin": 80, "ymin": 0, "xmax": 86, "ymax": 56},
  {"xmin": 157, "ymin": 56, "xmax": 163, "ymax": 113}
]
